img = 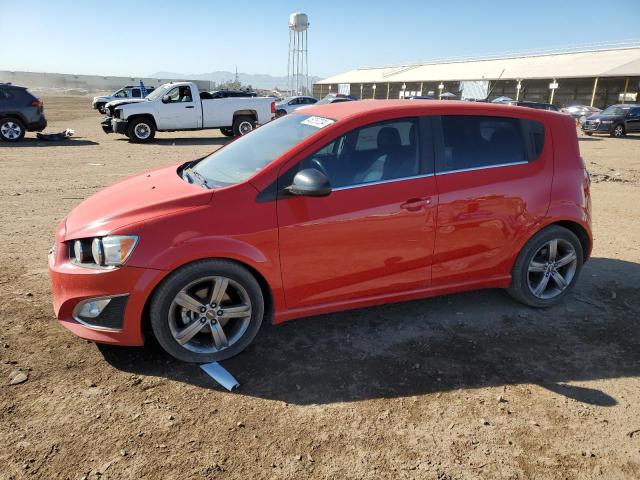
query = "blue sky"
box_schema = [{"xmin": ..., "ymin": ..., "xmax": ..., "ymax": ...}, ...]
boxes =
[{"xmin": 1, "ymin": 0, "xmax": 638, "ymax": 78}]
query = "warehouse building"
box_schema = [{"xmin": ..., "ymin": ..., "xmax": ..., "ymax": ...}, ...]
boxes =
[{"xmin": 313, "ymin": 47, "xmax": 640, "ymax": 108}]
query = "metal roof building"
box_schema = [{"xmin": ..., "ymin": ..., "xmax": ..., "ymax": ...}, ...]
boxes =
[{"xmin": 313, "ymin": 47, "xmax": 640, "ymax": 108}]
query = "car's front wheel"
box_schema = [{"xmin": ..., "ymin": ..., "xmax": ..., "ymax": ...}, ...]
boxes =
[
  {"xmin": 0, "ymin": 118, "xmax": 26, "ymax": 142},
  {"xmin": 508, "ymin": 225, "xmax": 583, "ymax": 308},
  {"xmin": 611, "ymin": 124, "xmax": 625, "ymax": 138},
  {"xmin": 150, "ymin": 260, "xmax": 264, "ymax": 363},
  {"xmin": 127, "ymin": 118, "xmax": 156, "ymax": 143}
]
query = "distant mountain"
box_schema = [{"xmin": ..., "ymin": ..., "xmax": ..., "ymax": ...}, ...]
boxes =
[{"xmin": 149, "ymin": 70, "xmax": 322, "ymax": 90}]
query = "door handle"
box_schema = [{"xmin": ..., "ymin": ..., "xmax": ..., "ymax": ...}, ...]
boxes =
[
  {"xmin": 185, "ymin": 105, "xmax": 195, "ymax": 109},
  {"xmin": 400, "ymin": 197, "xmax": 431, "ymax": 211}
]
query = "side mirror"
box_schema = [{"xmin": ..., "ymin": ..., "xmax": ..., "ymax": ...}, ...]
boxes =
[
  {"xmin": 286, "ymin": 168, "xmax": 331, "ymax": 197},
  {"xmin": 161, "ymin": 95, "xmax": 170, "ymax": 104}
]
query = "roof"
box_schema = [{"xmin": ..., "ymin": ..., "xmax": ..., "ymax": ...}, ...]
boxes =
[
  {"xmin": 316, "ymin": 47, "xmax": 640, "ymax": 84},
  {"xmin": 292, "ymin": 99, "xmax": 565, "ymax": 122}
]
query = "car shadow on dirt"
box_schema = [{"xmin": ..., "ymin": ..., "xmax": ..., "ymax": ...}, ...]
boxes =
[
  {"xmin": 0, "ymin": 137, "xmax": 99, "ymax": 147},
  {"xmin": 115, "ymin": 137, "xmax": 232, "ymax": 147},
  {"xmin": 98, "ymin": 257, "xmax": 640, "ymax": 407}
]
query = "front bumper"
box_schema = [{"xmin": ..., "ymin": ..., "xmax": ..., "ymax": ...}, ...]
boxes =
[
  {"xmin": 100, "ymin": 117, "xmax": 113, "ymax": 134},
  {"xmin": 581, "ymin": 121, "xmax": 612, "ymax": 133},
  {"xmin": 48, "ymin": 241, "xmax": 161, "ymax": 346},
  {"xmin": 112, "ymin": 118, "xmax": 128, "ymax": 135}
]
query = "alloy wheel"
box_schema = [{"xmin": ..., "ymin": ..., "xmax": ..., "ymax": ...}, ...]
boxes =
[
  {"xmin": 238, "ymin": 121, "xmax": 253, "ymax": 135},
  {"xmin": 613, "ymin": 125, "xmax": 624, "ymax": 137},
  {"xmin": 527, "ymin": 238, "xmax": 577, "ymax": 299},
  {"xmin": 168, "ymin": 276, "xmax": 252, "ymax": 354},
  {"xmin": 1, "ymin": 121, "xmax": 22, "ymax": 140},
  {"xmin": 134, "ymin": 123, "xmax": 151, "ymax": 139}
]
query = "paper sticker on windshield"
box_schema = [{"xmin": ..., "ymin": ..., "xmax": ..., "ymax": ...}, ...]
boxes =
[{"xmin": 301, "ymin": 116, "xmax": 335, "ymax": 129}]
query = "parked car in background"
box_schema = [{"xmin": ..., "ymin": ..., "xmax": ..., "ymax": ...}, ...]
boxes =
[
  {"xmin": 407, "ymin": 95, "xmax": 435, "ymax": 100},
  {"xmin": 50, "ymin": 100, "xmax": 591, "ymax": 363},
  {"xmin": 506, "ymin": 100, "xmax": 559, "ymax": 111},
  {"xmin": 581, "ymin": 104, "xmax": 640, "ymax": 137},
  {"xmin": 101, "ymin": 81, "xmax": 275, "ymax": 142},
  {"xmin": 208, "ymin": 90, "xmax": 257, "ymax": 99},
  {"xmin": 297, "ymin": 93, "xmax": 357, "ymax": 111},
  {"xmin": 0, "ymin": 83, "xmax": 47, "ymax": 142},
  {"xmin": 275, "ymin": 96, "xmax": 318, "ymax": 116},
  {"xmin": 92, "ymin": 85, "xmax": 155, "ymax": 114},
  {"xmin": 562, "ymin": 104, "xmax": 601, "ymax": 123}
]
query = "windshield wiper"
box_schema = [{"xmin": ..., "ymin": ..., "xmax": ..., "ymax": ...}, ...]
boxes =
[{"xmin": 184, "ymin": 168, "xmax": 211, "ymax": 189}]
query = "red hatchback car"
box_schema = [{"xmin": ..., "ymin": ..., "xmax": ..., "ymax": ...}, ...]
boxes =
[{"xmin": 49, "ymin": 100, "xmax": 592, "ymax": 363}]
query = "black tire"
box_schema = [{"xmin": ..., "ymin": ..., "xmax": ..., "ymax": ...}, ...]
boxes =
[
  {"xmin": 149, "ymin": 259, "xmax": 264, "ymax": 363},
  {"xmin": 507, "ymin": 225, "xmax": 583, "ymax": 308},
  {"xmin": 610, "ymin": 124, "xmax": 625, "ymax": 138},
  {"xmin": 96, "ymin": 103, "xmax": 106, "ymax": 114},
  {"xmin": 219, "ymin": 127, "xmax": 234, "ymax": 137},
  {"xmin": 584, "ymin": 132, "xmax": 593, "ymax": 136},
  {"xmin": 232, "ymin": 115, "xmax": 255, "ymax": 136},
  {"xmin": 0, "ymin": 117, "xmax": 26, "ymax": 142},
  {"xmin": 276, "ymin": 109, "xmax": 287, "ymax": 118},
  {"xmin": 127, "ymin": 117, "xmax": 155, "ymax": 143}
]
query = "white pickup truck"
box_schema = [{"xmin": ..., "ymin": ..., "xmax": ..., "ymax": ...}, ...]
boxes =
[{"xmin": 101, "ymin": 81, "xmax": 275, "ymax": 142}]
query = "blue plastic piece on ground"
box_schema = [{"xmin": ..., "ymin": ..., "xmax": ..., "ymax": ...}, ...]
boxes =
[{"xmin": 200, "ymin": 362, "xmax": 240, "ymax": 391}]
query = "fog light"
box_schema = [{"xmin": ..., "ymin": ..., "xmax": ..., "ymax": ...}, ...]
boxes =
[{"xmin": 76, "ymin": 298, "xmax": 111, "ymax": 318}]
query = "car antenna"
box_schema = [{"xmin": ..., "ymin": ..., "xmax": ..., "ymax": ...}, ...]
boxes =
[{"xmin": 484, "ymin": 68, "xmax": 505, "ymax": 102}]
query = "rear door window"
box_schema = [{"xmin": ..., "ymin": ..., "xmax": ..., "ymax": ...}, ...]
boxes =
[{"xmin": 436, "ymin": 115, "xmax": 544, "ymax": 173}]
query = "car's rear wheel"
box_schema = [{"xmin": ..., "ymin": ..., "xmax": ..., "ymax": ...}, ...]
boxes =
[
  {"xmin": 127, "ymin": 118, "xmax": 155, "ymax": 143},
  {"xmin": 611, "ymin": 124, "xmax": 625, "ymax": 138},
  {"xmin": 0, "ymin": 118, "xmax": 25, "ymax": 142},
  {"xmin": 276, "ymin": 109, "xmax": 287, "ymax": 117},
  {"xmin": 233, "ymin": 116, "xmax": 255, "ymax": 136},
  {"xmin": 219, "ymin": 127, "xmax": 234, "ymax": 137},
  {"xmin": 508, "ymin": 225, "xmax": 583, "ymax": 308},
  {"xmin": 150, "ymin": 260, "xmax": 264, "ymax": 363}
]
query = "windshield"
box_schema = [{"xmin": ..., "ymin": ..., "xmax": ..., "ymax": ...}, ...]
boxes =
[
  {"xmin": 145, "ymin": 85, "xmax": 170, "ymax": 101},
  {"xmin": 601, "ymin": 105, "xmax": 627, "ymax": 116},
  {"xmin": 191, "ymin": 114, "xmax": 335, "ymax": 187}
]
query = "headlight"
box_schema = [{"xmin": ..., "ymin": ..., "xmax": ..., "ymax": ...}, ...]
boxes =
[
  {"xmin": 74, "ymin": 239, "xmax": 90, "ymax": 263},
  {"xmin": 71, "ymin": 235, "xmax": 138, "ymax": 268},
  {"xmin": 94, "ymin": 235, "xmax": 138, "ymax": 266}
]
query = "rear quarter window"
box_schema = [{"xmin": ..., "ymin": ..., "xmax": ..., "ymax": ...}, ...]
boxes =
[
  {"xmin": 0, "ymin": 88, "xmax": 14, "ymax": 101},
  {"xmin": 437, "ymin": 115, "xmax": 545, "ymax": 173}
]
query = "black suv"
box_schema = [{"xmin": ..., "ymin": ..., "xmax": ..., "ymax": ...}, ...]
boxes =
[
  {"xmin": 506, "ymin": 100, "xmax": 559, "ymax": 111},
  {"xmin": 582, "ymin": 104, "xmax": 640, "ymax": 138},
  {"xmin": 209, "ymin": 90, "xmax": 257, "ymax": 99},
  {"xmin": 0, "ymin": 83, "xmax": 47, "ymax": 142}
]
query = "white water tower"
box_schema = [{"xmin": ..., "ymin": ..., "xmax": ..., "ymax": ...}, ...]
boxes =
[{"xmin": 288, "ymin": 12, "xmax": 309, "ymax": 96}]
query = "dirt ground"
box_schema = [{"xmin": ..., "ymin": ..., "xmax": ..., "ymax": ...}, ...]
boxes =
[{"xmin": 1, "ymin": 96, "xmax": 639, "ymax": 480}]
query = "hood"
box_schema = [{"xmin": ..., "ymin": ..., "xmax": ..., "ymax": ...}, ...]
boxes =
[
  {"xmin": 93, "ymin": 95, "xmax": 110, "ymax": 102},
  {"xmin": 64, "ymin": 164, "xmax": 213, "ymax": 240},
  {"xmin": 587, "ymin": 113, "xmax": 621, "ymax": 121},
  {"xmin": 105, "ymin": 98, "xmax": 146, "ymax": 108}
]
